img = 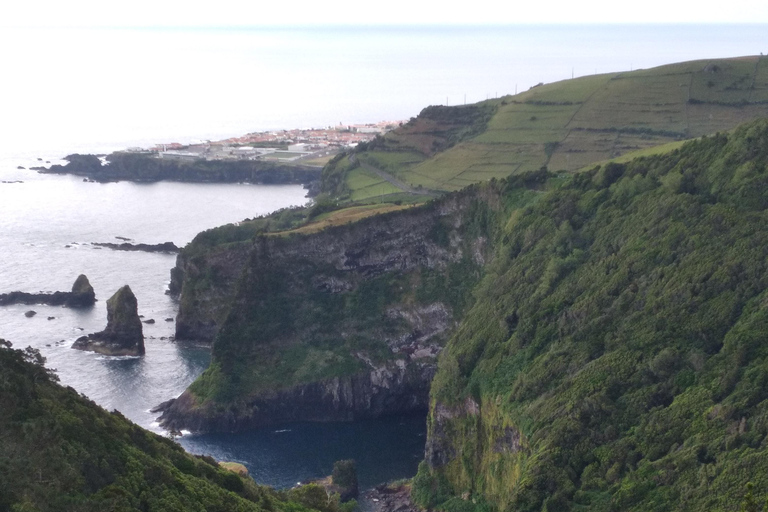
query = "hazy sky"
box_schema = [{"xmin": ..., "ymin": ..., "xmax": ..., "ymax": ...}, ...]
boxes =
[{"xmin": 3, "ymin": 0, "xmax": 768, "ymax": 27}]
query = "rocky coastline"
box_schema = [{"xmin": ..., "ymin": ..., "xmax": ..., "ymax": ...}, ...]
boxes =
[
  {"xmin": 38, "ymin": 152, "xmax": 321, "ymax": 191},
  {"xmin": 93, "ymin": 241, "xmax": 180, "ymax": 253},
  {"xmin": 158, "ymin": 185, "xmax": 500, "ymax": 432},
  {"xmin": 0, "ymin": 274, "xmax": 96, "ymax": 308},
  {"xmin": 155, "ymin": 358, "xmax": 435, "ymax": 433}
]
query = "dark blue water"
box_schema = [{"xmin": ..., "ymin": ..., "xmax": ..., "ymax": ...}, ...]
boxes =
[{"xmin": 179, "ymin": 414, "xmax": 427, "ymax": 488}]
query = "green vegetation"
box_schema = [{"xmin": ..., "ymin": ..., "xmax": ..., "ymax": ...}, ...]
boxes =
[
  {"xmin": 414, "ymin": 118, "xmax": 768, "ymax": 511},
  {"xmin": 325, "ymin": 56, "xmax": 768, "ymax": 202},
  {"xmin": 0, "ymin": 339, "xmax": 349, "ymax": 512},
  {"xmin": 166, "ymin": 56, "xmax": 768, "ymax": 511}
]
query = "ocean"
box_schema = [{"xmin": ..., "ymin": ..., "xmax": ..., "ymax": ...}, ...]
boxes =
[{"xmin": 0, "ymin": 24, "xmax": 765, "ymax": 488}]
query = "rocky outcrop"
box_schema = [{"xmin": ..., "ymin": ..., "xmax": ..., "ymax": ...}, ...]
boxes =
[
  {"xmin": 158, "ymin": 186, "xmax": 502, "ymax": 432},
  {"xmin": 0, "ymin": 274, "xmax": 96, "ymax": 308},
  {"xmin": 156, "ymin": 357, "xmax": 437, "ymax": 433},
  {"xmin": 93, "ymin": 241, "xmax": 179, "ymax": 253},
  {"xmin": 40, "ymin": 152, "xmax": 321, "ymax": 187},
  {"xmin": 72, "ymin": 285, "xmax": 144, "ymax": 356},
  {"xmin": 360, "ymin": 484, "xmax": 420, "ymax": 512}
]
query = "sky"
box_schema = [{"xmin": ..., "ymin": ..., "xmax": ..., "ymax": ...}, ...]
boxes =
[{"xmin": 3, "ymin": 0, "xmax": 768, "ymax": 27}]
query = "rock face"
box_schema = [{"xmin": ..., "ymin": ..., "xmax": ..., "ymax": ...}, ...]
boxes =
[
  {"xmin": 360, "ymin": 484, "xmax": 420, "ymax": 512},
  {"xmin": 72, "ymin": 285, "xmax": 144, "ymax": 356},
  {"xmin": 0, "ymin": 274, "xmax": 96, "ymax": 308},
  {"xmin": 157, "ymin": 358, "xmax": 437, "ymax": 432},
  {"xmin": 68, "ymin": 274, "xmax": 96, "ymax": 307},
  {"xmin": 158, "ymin": 185, "xmax": 503, "ymax": 432}
]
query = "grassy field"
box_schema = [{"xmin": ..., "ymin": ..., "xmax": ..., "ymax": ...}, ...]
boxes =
[
  {"xmin": 347, "ymin": 168, "xmax": 404, "ymax": 201},
  {"xmin": 273, "ymin": 203, "xmax": 413, "ymax": 235},
  {"xmin": 339, "ymin": 56, "xmax": 768, "ymax": 201},
  {"xmin": 300, "ymin": 154, "xmax": 336, "ymax": 166}
]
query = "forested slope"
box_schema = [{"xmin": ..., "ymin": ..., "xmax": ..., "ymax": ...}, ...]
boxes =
[
  {"xmin": 0, "ymin": 340, "xmax": 351, "ymax": 512},
  {"xmin": 415, "ymin": 119, "xmax": 768, "ymax": 511}
]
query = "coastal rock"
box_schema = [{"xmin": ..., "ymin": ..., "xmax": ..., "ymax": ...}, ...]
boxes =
[
  {"xmin": 72, "ymin": 285, "xmax": 144, "ymax": 356},
  {"xmin": 24, "ymin": 310, "xmax": 36, "ymax": 318},
  {"xmin": 67, "ymin": 274, "xmax": 96, "ymax": 307},
  {"xmin": 156, "ymin": 358, "xmax": 436, "ymax": 433},
  {"xmin": 41, "ymin": 151, "xmax": 321, "ymax": 186},
  {"xmin": 0, "ymin": 274, "xmax": 95, "ymax": 308},
  {"xmin": 162, "ymin": 188, "xmax": 499, "ymax": 432},
  {"xmin": 360, "ymin": 483, "xmax": 420, "ymax": 512},
  {"xmin": 92, "ymin": 241, "xmax": 179, "ymax": 253}
]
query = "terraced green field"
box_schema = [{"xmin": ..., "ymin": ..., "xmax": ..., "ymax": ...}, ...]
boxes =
[{"xmin": 336, "ymin": 56, "xmax": 768, "ymax": 199}]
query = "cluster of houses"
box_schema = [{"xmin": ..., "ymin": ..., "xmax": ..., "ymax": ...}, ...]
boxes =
[{"xmin": 148, "ymin": 121, "xmax": 401, "ymax": 163}]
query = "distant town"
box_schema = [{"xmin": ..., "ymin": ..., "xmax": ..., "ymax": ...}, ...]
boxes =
[{"xmin": 128, "ymin": 120, "xmax": 404, "ymax": 167}]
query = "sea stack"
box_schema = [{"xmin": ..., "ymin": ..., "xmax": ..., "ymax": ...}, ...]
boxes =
[
  {"xmin": 72, "ymin": 285, "xmax": 144, "ymax": 356},
  {"xmin": 65, "ymin": 274, "xmax": 96, "ymax": 307}
]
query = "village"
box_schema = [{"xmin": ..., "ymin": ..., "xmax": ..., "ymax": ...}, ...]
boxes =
[{"xmin": 141, "ymin": 120, "xmax": 403, "ymax": 166}]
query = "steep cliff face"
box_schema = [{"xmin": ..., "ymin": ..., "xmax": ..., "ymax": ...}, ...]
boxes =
[
  {"xmin": 172, "ymin": 241, "xmax": 253, "ymax": 342},
  {"xmin": 413, "ymin": 120, "xmax": 768, "ymax": 511},
  {"xmin": 160, "ymin": 184, "xmax": 525, "ymax": 432},
  {"xmin": 158, "ymin": 358, "xmax": 437, "ymax": 432}
]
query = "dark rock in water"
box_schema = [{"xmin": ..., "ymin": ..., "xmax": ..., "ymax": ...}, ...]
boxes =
[
  {"xmin": 92, "ymin": 241, "xmax": 180, "ymax": 253},
  {"xmin": 47, "ymin": 316, "xmax": 55, "ymax": 320},
  {"xmin": 24, "ymin": 310, "xmax": 36, "ymax": 318},
  {"xmin": 0, "ymin": 274, "xmax": 95, "ymax": 308},
  {"xmin": 68, "ymin": 274, "xmax": 96, "ymax": 307},
  {"xmin": 72, "ymin": 285, "xmax": 144, "ymax": 356},
  {"xmin": 143, "ymin": 318, "xmax": 155, "ymax": 324},
  {"xmin": 165, "ymin": 318, "xmax": 174, "ymax": 322},
  {"xmin": 17, "ymin": 166, "xmax": 25, "ymax": 169},
  {"xmin": 116, "ymin": 236, "xmax": 132, "ymax": 241}
]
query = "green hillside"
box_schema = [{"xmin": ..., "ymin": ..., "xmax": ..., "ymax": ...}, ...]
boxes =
[
  {"xmin": 415, "ymin": 118, "xmax": 768, "ymax": 511},
  {"xmin": 325, "ymin": 55, "xmax": 768, "ymax": 201},
  {"xmin": 0, "ymin": 340, "xmax": 352, "ymax": 512}
]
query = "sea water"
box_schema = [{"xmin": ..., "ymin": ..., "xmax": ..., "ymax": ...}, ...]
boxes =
[{"xmin": 1, "ymin": 24, "xmax": 765, "ymax": 488}]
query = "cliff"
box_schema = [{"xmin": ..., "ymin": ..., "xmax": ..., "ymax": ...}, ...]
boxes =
[
  {"xmin": 41, "ymin": 152, "xmax": 321, "ymax": 187},
  {"xmin": 167, "ymin": 117, "xmax": 768, "ymax": 510},
  {"xmin": 414, "ymin": 119, "xmax": 768, "ymax": 511},
  {"xmin": 158, "ymin": 180, "xmax": 538, "ymax": 431}
]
